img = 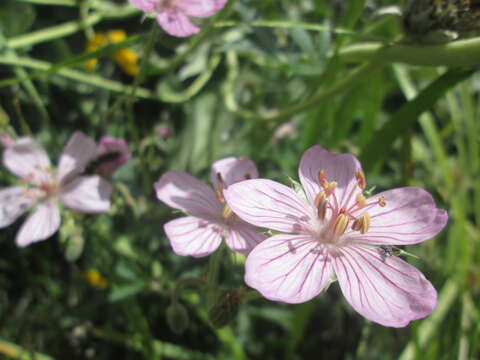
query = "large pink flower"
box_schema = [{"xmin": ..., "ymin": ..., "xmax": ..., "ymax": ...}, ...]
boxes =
[
  {"xmin": 0, "ymin": 132, "xmax": 112, "ymax": 247},
  {"xmin": 224, "ymin": 145, "xmax": 448, "ymax": 327},
  {"xmin": 154, "ymin": 157, "xmax": 266, "ymax": 257},
  {"xmin": 129, "ymin": 0, "xmax": 227, "ymax": 37}
]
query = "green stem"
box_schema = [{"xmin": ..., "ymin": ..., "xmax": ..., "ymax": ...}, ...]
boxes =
[
  {"xmin": 0, "ymin": 338, "xmax": 55, "ymax": 360},
  {"xmin": 338, "ymin": 37, "xmax": 480, "ymax": 67},
  {"xmin": 213, "ymin": 19, "xmax": 352, "ymax": 34},
  {"xmin": 6, "ymin": 12, "xmax": 102, "ymax": 49},
  {"xmin": 0, "ymin": 55, "xmax": 152, "ymax": 98},
  {"xmin": 206, "ymin": 245, "xmax": 225, "ymax": 309}
]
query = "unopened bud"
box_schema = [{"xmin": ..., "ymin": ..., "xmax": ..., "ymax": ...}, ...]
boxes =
[
  {"xmin": 208, "ymin": 287, "xmax": 246, "ymax": 328},
  {"xmin": 166, "ymin": 302, "xmax": 190, "ymax": 335},
  {"xmin": 89, "ymin": 137, "xmax": 131, "ymax": 177}
]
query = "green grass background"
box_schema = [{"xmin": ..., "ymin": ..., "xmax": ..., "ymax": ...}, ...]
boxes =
[{"xmin": 0, "ymin": 0, "xmax": 479, "ymax": 359}]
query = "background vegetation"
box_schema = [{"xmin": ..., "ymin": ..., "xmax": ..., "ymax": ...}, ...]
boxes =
[{"xmin": 0, "ymin": 0, "xmax": 479, "ymax": 359}]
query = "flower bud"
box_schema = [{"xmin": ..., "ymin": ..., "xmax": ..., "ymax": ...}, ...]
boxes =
[
  {"xmin": 89, "ymin": 137, "xmax": 131, "ymax": 177},
  {"xmin": 166, "ymin": 302, "xmax": 190, "ymax": 335},
  {"xmin": 208, "ymin": 287, "xmax": 245, "ymax": 328}
]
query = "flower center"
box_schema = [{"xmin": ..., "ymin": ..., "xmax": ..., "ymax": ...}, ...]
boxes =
[{"xmin": 310, "ymin": 169, "xmax": 385, "ymax": 246}]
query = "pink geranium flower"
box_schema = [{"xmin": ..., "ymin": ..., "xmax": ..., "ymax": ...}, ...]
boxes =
[
  {"xmin": 129, "ymin": 0, "xmax": 227, "ymax": 37},
  {"xmin": 224, "ymin": 145, "xmax": 448, "ymax": 327},
  {"xmin": 154, "ymin": 157, "xmax": 266, "ymax": 257},
  {"xmin": 0, "ymin": 132, "xmax": 112, "ymax": 247}
]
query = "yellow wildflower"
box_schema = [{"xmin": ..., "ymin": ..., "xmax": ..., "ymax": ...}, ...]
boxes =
[
  {"xmin": 85, "ymin": 30, "xmax": 139, "ymax": 76},
  {"xmin": 82, "ymin": 269, "xmax": 108, "ymax": 289}
]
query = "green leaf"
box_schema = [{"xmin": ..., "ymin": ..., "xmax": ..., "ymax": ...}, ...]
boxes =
[
  {"xmin": 108, "ymin": 281, "xmax": 146, "ymax": 303},
  {"xmin": 0, "ymin": 0, "xmax": 35, "ymax": 38},
  {"xmin": 360, "ymin": 68, "xmax": 475, "ymax": 172}
]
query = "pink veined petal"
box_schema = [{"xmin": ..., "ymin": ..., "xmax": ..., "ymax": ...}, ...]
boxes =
[
  {"xmin": 245, "ymin": 234, "xmax": 334, "ymax": 303},
  {"xmin": 224, "ymin": 179, "xmax": 313, "ymax": 234},
  {"xmin": 351, "ymin": 187, "xmax": 448, "ymax": 245},
  {"xmin": 157, "ymin": 9, "xmax": 200, "ymax": 37},
  {"xmin": 60, "ymin": 176, "xmax": 111, "ymax": 213},
  {"xmin": 3, "ymin": 138, "xmax": 51, "ymax": 186},
  {"xmin": 225, "ymin": 221, "xmax": 266, "ymax": 254},
  {"xmin": 16, "ymin": 201, "xmax": 61, "ymax": 247},
  {"xmin": 210, "ymin": 156, "xmax": 259, "ymax": 189},
  {"xmin": 129, "ymin": 0, "xmax": 156, "ymax": 12},
  {"xmin": 333, "ymin": 244, "xmax": 437, "ymax": 327},
  {"xmin": 0, "ymin": 187, "xmax": 37, "ymax": 227},
  {"xmin": 154, "ymin": 170, "xmax": 222, "ymax": 220},
  {"xmin": 164, "ymin": 216, "xmax": 223, "ymax": 257},
  {"xmin": 177, "ymin": 0, "xmax": 227, "ymax": 18},
  {"xmin": 56, "ymin": 131, "xmax": 97, "ymax": 184},
  {"xmin": 298, "ymin": 145, "xmax": 362, "ymax": 209}
]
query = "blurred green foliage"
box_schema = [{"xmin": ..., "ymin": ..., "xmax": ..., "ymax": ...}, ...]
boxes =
[{"xmin": 0, "ymin": 0, "xmax": 479, "ymax": 359}]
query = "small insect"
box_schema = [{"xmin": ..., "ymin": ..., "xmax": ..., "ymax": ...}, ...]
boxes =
[
  {"xmin": 403, "ymin": 0, "xmax": 480, "ymax": 42},
  {"xmin": 380, "ymin": 245, "xmax": 396, "ymax": 257}
]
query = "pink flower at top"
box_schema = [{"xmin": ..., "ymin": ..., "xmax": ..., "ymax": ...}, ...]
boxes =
[
  {"xmin": 0, "ymin": 132, "xmax": 112, "ymax": 247},
  {"xmin": 92, "ymin": 136, "xmax": 131, "ymax": 177},
  {"xmin": 224, "ymin": 145, "xmax": 448, "ymax": 327},
  {"xmin": 129, "ymin": 0, "xmax": 227, "ymax": 37},
  {"xmin": 154, "ymin": 157, "xmax": 266, "ymax": 257}
]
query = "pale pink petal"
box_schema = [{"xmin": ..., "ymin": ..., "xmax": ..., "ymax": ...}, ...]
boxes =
[
  {"xmin": 245, "ymin": 234, "xmax": 333, "ymax": 303},
  {"xmin": 155, "ymin": 170, "xmax": 222, "ymax": 220},
  {"xmin": 16, "ymin": 201, "xmax": 61, "ymax": 247},
  {"xmin": 164, "ymin": 216, "xmax": 223, "ymax": 257},
  {"xmin": 129, "ymin": 0, "xmax": 156, "ymax": 12},
  {"xmin": 60, "ymin": 176, "xmax": 111, "ymax": 213},
  {"xmin": 350, "ymin": 187, "xmax": 448, "ymax": 245},
  {"xmin": 56, "ymin": 131, "xmax": 97, "ymax": 184},
  {"xmin": 0, "ymin": 187, "xmax": 37, "ymax": 227},
  {"xmin": 3, "ymin": 138, "xmax": 51, "ymax": 186},
  {"xmin": 298, "ymin": 145, "xmax": 362, "ymax": 208},
  {"xmin": 225, "ymin": 221, "xmax": 266, "ymax": 254},
  {"xmin": 224, "ymin": 179, "xmax": 313, "ymax": 233},
  {"xmin": 210, "ymin": 157, "xmax": 258, "ymax": 189},
  {"xmin": 178, "ymin": 0, "xmax": 227, "ymax": 18},
  {"xmin": 157, "ymin": 9, "xmax": 199, "ymax": 37},
  {"xmin": 333, "ymin": 244, "xmax": 437, "ymax": 327}
]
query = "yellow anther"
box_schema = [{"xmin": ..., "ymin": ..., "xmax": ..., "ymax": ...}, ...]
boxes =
[
  {"xmin": 318, "ymin": 170, "xmax": 329, "ymax": 188},
  {"xmin": 378, "ymin": 196, "xmax": 386, "ymax": 207},
  {"xmin": 317, "ymin": 198, "xmax": 328, "ymax": 220},
  {"xmin": 216, "ymin": 188, "xmax": 225, "ymax": 203},
  {"xmin": 355, "ymin": 170, "xmax": 366, "ymax": 190},
  {"xmin": 222, "ymin": 204, "xmax": 234, "ymax": 220},
  {"xmin": 333, "ymin": 214, "xmax": 350, "ymax": 237},
  {"xmin": 351, "ymin": 213, "xmax": 370, "ymax": 234},
  {"xmin": 324, "ymin": 181, "xmax": 337, "ymax": 197},
  {"xmin": 245, "ymin": 173, "xmax": 252, "ymax": 180},
  {"xmin": 313, "ymin": 191, "xmax": 326, "ymax": 207},
  {"xmin": 356, "ymin": 193, "xmax": 367, "ymax": 208}
]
